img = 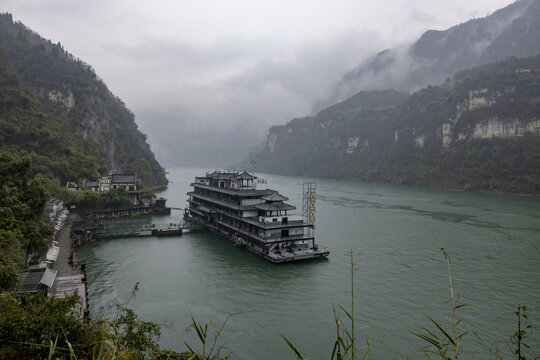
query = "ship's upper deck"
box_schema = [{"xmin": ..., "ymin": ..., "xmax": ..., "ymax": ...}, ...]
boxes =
[
  {"xmin": 194, "ymin": 171, "xmax": 268, "ymax": 193},
  {"xmin": 192, "ymin": 182, "xmax": 272, "ymax": 197}
]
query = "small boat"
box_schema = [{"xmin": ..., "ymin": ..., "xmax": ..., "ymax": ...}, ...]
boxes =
[{"xmin": 151, "ymin": 228, "xmax": 182, "ymax": 236}]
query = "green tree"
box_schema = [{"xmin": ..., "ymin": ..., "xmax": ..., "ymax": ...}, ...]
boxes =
[{"xmin": 0, "ymin": 152, "xmax": 52, "ymax": 290}]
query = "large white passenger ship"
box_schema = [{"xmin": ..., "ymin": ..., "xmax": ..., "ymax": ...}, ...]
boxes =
[{"xmin": 185, "ymin": 171, "xmax": 329, "ymax": 263}]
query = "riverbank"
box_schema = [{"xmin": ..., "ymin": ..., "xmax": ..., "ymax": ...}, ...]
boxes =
[{"xmin": 50, "ymin": 212, "xmax": 89, "ymax": 317}]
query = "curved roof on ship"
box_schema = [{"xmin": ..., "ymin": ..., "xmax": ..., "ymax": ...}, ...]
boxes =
[
  {"xmin": 206, "ymin": 171, "xmax": 234, "ymax": 180},
  {"xmin": 262, "ymin": 191, "xmax": 289, "ymax": 202},
  {"xmin": 235, "ymin": 171, "xmax": 257, "ymax": 180},
  {"xmin": 255, "ymin": 202, "xmax": 295, "ymax": 211},
  {"xmin": 205, "ymin": 171, "xmax": 257, "ymax": 180}
]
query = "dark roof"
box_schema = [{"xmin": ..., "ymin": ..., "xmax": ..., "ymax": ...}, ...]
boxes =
[
  {"xmin": 205, "ymin": 171, "xmax": 258, "ymax": 181},
  {"xmin": 19, "ymin": 268, "xmax": 46, "ymax": 292},
  {"xmin": 235, "ymin": 171, "xmax": 257, "ymax": 180},
  {"xmin": 205, "ymin": 171, "xmax": 220, "ymax": 178},
  {"xmin": 262, "ymin": 191, "xmax": 289, "ymax": 202},
  {"xmin": 218, "ymin": 174, "xmax": 235, "ymax": 180},
  {"xmin": 254, "ymin": 202, "xmax": 295, "ymax": 211},
  {"xmin": 111, "ymin": 174, "xmax": 138, "ymax": 184},
  {"xmin": 206, "ymin": 171, "xmax": 234, "ymax": 180}
]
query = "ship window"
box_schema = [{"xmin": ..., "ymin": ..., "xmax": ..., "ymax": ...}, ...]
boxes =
[{"xmin": 272, "ymin": 218, "xmax": 277, "ymax": 222}]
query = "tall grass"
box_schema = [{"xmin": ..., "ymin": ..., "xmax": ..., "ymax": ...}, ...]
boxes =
[
  {"xmin": 281, "ymin": 248, "xmax": 370, "ymax": 360},
  {"xmin": 509, "ymin": 305, "xmax": 531, "ymax": 360},
  {"xmin": 411, "ymin": 248, "xmax": 481, "ymax": 360},
  {"xmin": 183, "ymin": 313, "xmax": 232, "ymax": 359}
]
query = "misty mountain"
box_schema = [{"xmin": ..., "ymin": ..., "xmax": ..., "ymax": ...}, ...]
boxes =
[
  {"xmin": 0, "ymin": 13, "xmax": 167, "ymax": 188},
  {"xmin": 156, "ymin": 0, "xmax": 540, "ymax": 169},
  {"xmin": 136, "ymin": 109, "xmax": 263, "ymax": 168},
  {"xmin": 331, "ymin": 0, "xmax": 540, "ymax": 101},
  {"xmin": 241, "ymin": 55, "xmax": 540, "ymax": 194}
]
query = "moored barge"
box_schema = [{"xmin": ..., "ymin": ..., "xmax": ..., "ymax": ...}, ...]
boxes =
[{"xmin": 185, "ymin": 171, "xmax": 329, "ymax": 263}]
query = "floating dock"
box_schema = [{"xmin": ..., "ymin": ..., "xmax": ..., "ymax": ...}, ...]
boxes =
[{"xmin": 75, "ymin": 217, "xmax": 206, "ymax": 240}]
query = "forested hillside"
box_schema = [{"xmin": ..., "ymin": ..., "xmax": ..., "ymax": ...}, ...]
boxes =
[
  {"xmin": 0, "ymin": 13, "xmax": 167, "ymax": 189},
  {"xmin": 243, "ymin": 56, "xmax": 540, "ymax": 194},
  {"xmin": 0, "ymin": 153, "xmax": 51, "ymax": 290}
]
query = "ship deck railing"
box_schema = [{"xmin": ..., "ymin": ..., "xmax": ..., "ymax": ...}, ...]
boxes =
[
  {"xmin": 192, "ymin": 182, "xmax": 271, "ymax": 197},
  {"xmin": 188, "ymin": 207, "xmax": 207, "ymax": 218},
  {"xmin": 213, "ymin": 208, "xmax": 308, "ymax": 229},
  {"xmin": 201, "ymin": 222, "xmax": 328, "ymax": 263},
  {"xmin": 212, "ymin": 217, "xmax": 313, "ymax": 244},
  {"xmin": 188, "ymin": 202, "xmax": 310, "ymax": 230},
  {"xmin": 188, "ymin": 192, "xmax": 249, "ymax": 211}
]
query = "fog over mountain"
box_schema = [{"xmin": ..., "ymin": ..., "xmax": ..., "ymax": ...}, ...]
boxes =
[
  {"xmin": 2, "ymin": 0, "xmax": 517, "ymax": 167},
  {"xmin": 332, "ymin": 0, "xmax": 540, "ymax": 101}
]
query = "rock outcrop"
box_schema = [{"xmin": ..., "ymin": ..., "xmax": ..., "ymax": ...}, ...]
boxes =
[
  {"xmin": 242, "ymin": 56, "xmax": 540, "ymax": 194},
  {"xmin": 0, "ymin": 13, "xmax": 167, "ymax": 188}
]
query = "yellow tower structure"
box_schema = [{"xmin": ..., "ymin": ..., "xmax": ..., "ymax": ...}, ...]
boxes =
[{"xmin": 302, "ymin": 182, "xmax": 316, "ymax": 237}]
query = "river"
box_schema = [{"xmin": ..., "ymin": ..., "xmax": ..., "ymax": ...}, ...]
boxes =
[{"xmin": 76, "ymin": 167, "xmax": 540, "ymax": 359}]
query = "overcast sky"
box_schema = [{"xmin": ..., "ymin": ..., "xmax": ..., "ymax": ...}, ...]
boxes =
[{"xmin": 2, "ymin": 0, "xmax": 517, "ymax": 143}]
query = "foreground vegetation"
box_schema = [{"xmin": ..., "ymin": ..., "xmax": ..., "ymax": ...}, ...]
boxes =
[{"xmin": 0, "ymin": 289, "xmax": 199, "ymax": 359}]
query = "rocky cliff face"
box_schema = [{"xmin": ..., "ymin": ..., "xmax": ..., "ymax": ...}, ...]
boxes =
[
  {"xmin": 40, "ymin": 84, "xmax": 120, "ymax": 171},
  {"xmin": 244, "ymin": 56, "xmax": 540, "ymax": 194},
  {"xmin": 394, "ymin": 85, "xmax": 540, "ymax": 150},
  {"xmin": 0, "ymin": 13, "xmax": 167, "ymax": 188}
]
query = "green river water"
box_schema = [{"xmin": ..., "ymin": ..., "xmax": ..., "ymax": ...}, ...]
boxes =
[{"xmin": 76, "ymin": 167, "xmax": 540, "ymax": 359}]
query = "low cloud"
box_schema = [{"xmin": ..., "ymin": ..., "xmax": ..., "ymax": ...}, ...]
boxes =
[
  {"xmin": 2, "ymin": 0, "xmax": 517, "ymax": 166},
  {"xmin": 119, "ymin": 30, "xmax": 383, "ymax": 155}
]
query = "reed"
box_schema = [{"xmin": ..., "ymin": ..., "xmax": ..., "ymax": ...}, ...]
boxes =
[
  {"xmin": 411, "ymin": 248, "xmax": 477, "ymax": 360},
  {"xmin": 509, "ymin": 305, "xmax": 531, "ymax": 360},
  {"xmin": 281, "ymin": 248, "xmax": 370, "ymax": 360}
]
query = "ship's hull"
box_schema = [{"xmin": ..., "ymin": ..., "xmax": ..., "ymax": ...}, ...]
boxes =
[{"xmin": 187, "ymin": 215, "xmax": 329, "ymax": 263}]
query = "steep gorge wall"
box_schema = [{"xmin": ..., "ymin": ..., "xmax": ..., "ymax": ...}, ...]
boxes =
[
  {"xmin": 395, "ymin": 86, "xmax": 540, "ymax": 150},
  {"xmin": 0, "ymin": 13, "xmax": 167, "ymax": 188},
  {"xmin": 245, "ymin": 57, "xmax": 540, "ymax": 194}
]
